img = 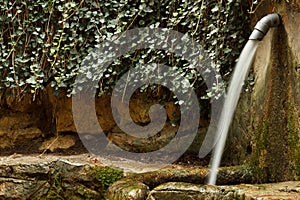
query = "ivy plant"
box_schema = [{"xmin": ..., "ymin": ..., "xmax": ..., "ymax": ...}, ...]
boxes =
[{"xmin": 0, "ymin": 0, "xmax": 251, "ymax": 99}]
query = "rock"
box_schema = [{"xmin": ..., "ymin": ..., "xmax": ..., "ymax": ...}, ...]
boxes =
[
  {"xmin": 0, "ymin": 112, "xmax": 43, "ymax": 148},
  {"xmin": 0, "ymin": 154, "xmax": 122, "ymax": 199},
  {"xmin": 50, "ymin": 93, "xmax": 116, "ymax": 133},
  {"xmin": 147, "ymin": 181, "xmax": 300, "ymax": 200},
  {"xmin": 165, "ymin": 102, "xmax": 180, "ymax": 123},
  {"xmin": 55, "ymin": 97, "xmax": 77, "ymax": 133},
  {"xmin": 4, "ymin": 91, "xmax": 42, "ymax": 113},
  {"xmin": 106, "ymin": 165, "xmax": 255, "ymax": 200},
  {"xmin": 147, "ymin": 182, "xmax": 244, "ymax": 200},
  {"xmin": 95, "ymin": 95, "xmax": 116, "ymax": 132},
  {"xmin": 0, "ymin": 178, "xmax": 50, "ymax": 199},
  {"xmin": 39, "ymin": 134, "xmax": 78, "ymax": 152},
  {"xmin": 107, "ymin": 179, "xmax": 149, "ymax": 200},
  {"xmin": 112, "ymin": 91, "xmax": 179, "ymax": 125},
  {"xmin": 107, "ymin": 123, "xmax": 177, "ymax": 153},
  {"xmin": 0, "ymin": 127, "xmax": 42, "ymax": 148}
]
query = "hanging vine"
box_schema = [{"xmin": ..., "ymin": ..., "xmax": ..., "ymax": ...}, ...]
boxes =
[{"xmin": 0, "ymin": 0, "xmax": 251, "ymax": 99}]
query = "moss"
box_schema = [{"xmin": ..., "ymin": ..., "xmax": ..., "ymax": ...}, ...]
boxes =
[
  {"xmin": 92, "ymin": 166, "xmax": 124, "ymax": 199},
  {"xmin": 250, "ymin": 99, "xmax": 300, "ymax": 182},
  {"xmin": 251, "ymin": 118, "xmax": 289, "ymax": 182},
  {"xmin": 249, "ymin": 120, "xmax": 269, "ymax": 183},
  {"xmin": 40, "ymin": 172, "xmax": 65, "ymax": 200},
  {"xmin": 76, "ymin": 188, "xmax": 100, "ymax": 200},
  {"xmin": 287, "ymin": 101, "xmax": 300, "ymax": 179},
  {"xmin": 37, "ymin": 166, "xmax": 123, "ymax": 200}
]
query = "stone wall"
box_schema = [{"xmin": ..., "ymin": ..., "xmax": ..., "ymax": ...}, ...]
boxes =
[
  {"xmin": 0, "ymin": 85, "xmax": 186, "ymax": 154},
  {"xmin": 0, "ymin": 154, "xmax": 123, "ymax": 199},
  {"xmin": 228, "ymin": 0, "xmax": 300, "ymax": 182}
]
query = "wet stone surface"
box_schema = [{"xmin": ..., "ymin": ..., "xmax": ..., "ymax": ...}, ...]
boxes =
[
  {"xmin": 145, "ymin": 181, "xmax": 300, "ymax": 200},
  {"xmin": 0, "ymin": 154, "xmax": 120, "ymax": 199},
  {"xmin": 0, "ymin": 154, "xmax": 300, "ymax": 199}
]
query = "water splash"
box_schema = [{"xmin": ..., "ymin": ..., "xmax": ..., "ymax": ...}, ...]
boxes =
[{"xmin": 207, "ymin": 40, "xmax": 259, "ymax": 185}]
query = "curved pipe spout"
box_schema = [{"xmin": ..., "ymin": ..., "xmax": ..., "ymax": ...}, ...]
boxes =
[{"xmin": 249, "ymin": 13, "xmax": 281, "ymax": 40}]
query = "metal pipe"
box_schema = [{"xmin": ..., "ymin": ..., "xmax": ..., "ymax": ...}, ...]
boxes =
[{"xmin": 249, "ymin": 13, "xmax": 281, "ymax": 41}]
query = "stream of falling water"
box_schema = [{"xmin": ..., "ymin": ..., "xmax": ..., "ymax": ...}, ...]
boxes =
[{"xmin": 207, "ymin": 40, "xmax": 259, "ymax": 185}]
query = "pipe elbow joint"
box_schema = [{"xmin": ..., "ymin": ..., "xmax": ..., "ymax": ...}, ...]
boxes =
[{"xmin": 249, "ymin": 13, "xmax": 281, "ymax": 41}]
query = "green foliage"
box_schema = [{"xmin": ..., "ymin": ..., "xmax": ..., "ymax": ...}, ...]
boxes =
[
  {"xmin": 0, "ymin": 0, "xmax": 251, "ymax": 98},
  {"xmin": 92, "ymin": 166, "xmax": 123, "ymax": 199},
  {"xmin": 39, "ymin": 167, "xmax": 123, "ymax": 200},
  {"xmin": 42, "ymin": 172, "xmax": 65, "ymax": 200}
]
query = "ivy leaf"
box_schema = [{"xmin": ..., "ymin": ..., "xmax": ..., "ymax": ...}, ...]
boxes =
[
  {"xmin": 26, "ymin": 77, "xmax": 36, "ymax": 84},
  {"xmin": 50, "ymin": 48, "xmax": 56, "ymax": 54},
  {"xmin": 0, "ymin": 0, "xmax": 249, "ymax": 99},
  {"xmin": 211, "ymin": 5, "xmax": 219, "ymax": 13},
  {"xmin": 6, "ymin": 77, "xmax": 14, "ymax": 82},
  {"xmin": 86, "ymin": 71, "xmax": 93, "ymax": 79}
]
